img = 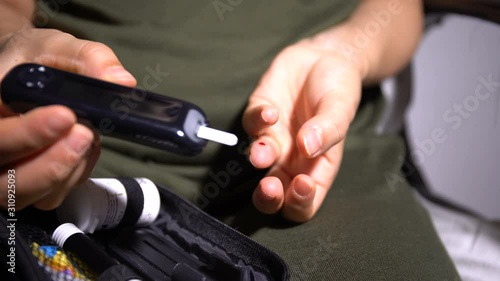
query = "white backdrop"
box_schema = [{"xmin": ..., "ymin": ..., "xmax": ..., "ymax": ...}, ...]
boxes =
[{"xmin": 407, "ymin": 15, "xmax": 500, "ymax": 219}]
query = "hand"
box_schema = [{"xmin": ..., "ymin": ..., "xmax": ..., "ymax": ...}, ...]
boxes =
[
  {"xmin": 243, "ymin": 40, "xmax": 363, "ymax": 222},
  {"xmin": 0, "ymin": 28, "xmax": 136, "ymax": 210}
]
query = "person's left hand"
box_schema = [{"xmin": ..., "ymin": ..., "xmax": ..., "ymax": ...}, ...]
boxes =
[{"xmin": 243, "ymin": 39, "xmax": 364, "ymax": 222}]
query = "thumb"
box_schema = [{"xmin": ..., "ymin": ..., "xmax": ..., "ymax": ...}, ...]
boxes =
[
  {"xmin": 28, "ymin": 30, "xmax": 136, "ymax": 87},
  {"xmin": 297, "ymin": 57, "xmax": 361, "ymax": 158}
]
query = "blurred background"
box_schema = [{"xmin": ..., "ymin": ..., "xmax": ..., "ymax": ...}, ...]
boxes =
[{"xmin": 406, "ymin": 14, "xmax": 500, "ymax": 220}]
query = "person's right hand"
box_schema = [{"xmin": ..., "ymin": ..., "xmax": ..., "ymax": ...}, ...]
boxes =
[{"xmin": 0, "ymin": 28, "xmax": 136, "ymax": 210}]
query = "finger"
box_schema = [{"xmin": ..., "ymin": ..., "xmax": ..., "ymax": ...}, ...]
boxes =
[
  {"xmin": 297, "ymin": 58, "xmax": 361, "ymax": 158},
  {"xmin": 282, "ymin": 174, "xmax": 317, "ymax": 223},
  {"xmin": 281, "ymin": 142, "xmax": 345, "ymax": 222},
  {"xmin": 242, "ymin": 103, "xmax": 279, "ymax": 137},
  {"xmin": 248, "ymin": 135, "xmax": 280, "ymax": 169},
  {"xmin": 243, "ymin": 45, "xmax": 317, "ymax": 132},
  {"xmin": 297, "ymin": 94, "xmax": 350, "ymax": 158},
  {"xmin": 31, "ymin": 30, "xmax": 136, "ymax": 87},
  {"xmin": 244, "ymin": 47, "xmax": 314, "ymax": 167},
  {"xmin": 34, "ymin": 132, "xmax": 101, "ymax": 210},
  {"xmin": 32, "ymin": 148, "xmax": 91, "ymax": 210},
  {"xmin": 76, "ymin": 132, "xmax": 101, "ymax": 185},
  {"xmin": 0, "ymin": 124, "xmax": 94, "ymax": 210},
  {"xmin": 252, "ymin": 176, "xmax": 284, "ymax": 214},
  {"xmin": 0, "ymin": 105, "xmax": 76, "ymax": 166},
  {"xmin": 243, "ymin": 104, "xmax": 282, "ymax": 169}
]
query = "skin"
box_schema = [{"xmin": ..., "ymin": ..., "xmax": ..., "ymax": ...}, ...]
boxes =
[
  {"xmin": 0, "ymin": 0, "xmax": 136, "ymax": 210},
  {"xmin": 0, "ymin": 0, "xmax": 423, "ymax": 222},
  {"xmin": 245, "ymin": 0, "xmax": 424, "ymax": 222}
]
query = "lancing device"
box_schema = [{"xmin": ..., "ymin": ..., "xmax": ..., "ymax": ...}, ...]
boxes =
[{"xmin": 0, "ymin": 63, "xmax": 237, "ymax": 156}]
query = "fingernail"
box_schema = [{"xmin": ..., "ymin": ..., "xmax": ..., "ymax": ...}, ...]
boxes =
[
  {"xmin": 294, "ymin": 178, "xmax": 312, "ymax": 197},
  {"xmin": 262, "ymin": 108, "xmax": 278, "ymax": 123},
  {"xmin": 105, "ymin": 66, "xmax": 135, "ymax": 82},
  {"xmin": 304, "ymin": 129, "xmax": 321, "ymax": 157},
  {"xmin": 67, "ymin": 127, "xmax": 93, "ymax": 154},
  {"xmin": 259, "ymin": 186, "xmax": 277, "ymax": 201},
  {"xmin": 47, "ymin": 109, "xmax": 74, "ymax": 135}
]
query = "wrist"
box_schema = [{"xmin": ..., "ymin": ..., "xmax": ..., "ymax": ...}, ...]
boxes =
[{"xmin": 306, "ymin": 24, "xmax": 371, "ymax": 82}]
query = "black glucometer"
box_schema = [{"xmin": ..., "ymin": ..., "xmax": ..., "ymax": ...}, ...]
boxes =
[{"xmin": 0, "ymin": 63, "xmax": 237, "ymax": 156}]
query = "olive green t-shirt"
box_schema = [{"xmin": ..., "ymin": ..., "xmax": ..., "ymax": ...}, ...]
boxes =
[
  {"xmin": 35, "ymin": 3, "xmax": 462, "ymax": 280},
  {"xmin": 38, "ymin": 0, "xmax": 365, "ymax": 204}
]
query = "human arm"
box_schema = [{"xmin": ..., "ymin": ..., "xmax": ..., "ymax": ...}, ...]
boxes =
[
  {"xmin": 0, "ymin": 0, "xmax": 136, "ymax": 210},
  {"xmin": 244, "ymin": 0, "xmax": 424, "ymax": 222}
]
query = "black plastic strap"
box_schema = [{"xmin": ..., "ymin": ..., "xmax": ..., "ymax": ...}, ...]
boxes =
[{"xmin": 117, "ymin": 177, "xmax": 144, "ymax": 227}]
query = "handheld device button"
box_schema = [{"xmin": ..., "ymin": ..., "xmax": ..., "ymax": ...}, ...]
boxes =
[{"xmin": 18, "ymin": 65, "xmax": 53, "ymax": 89}]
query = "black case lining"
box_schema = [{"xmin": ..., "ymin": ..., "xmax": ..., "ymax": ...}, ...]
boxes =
[
  {"xmin": 0, "ymin": 184, "xmax": 289, "ymax": 281},
  {"xmin": 101, "ymin": 186, "xmax": 289, "ymax": 281}
]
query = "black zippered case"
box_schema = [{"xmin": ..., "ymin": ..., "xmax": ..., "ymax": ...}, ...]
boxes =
[{"xmin": 0, "ymin": 181, "xmax": 289, "ymax": 281}]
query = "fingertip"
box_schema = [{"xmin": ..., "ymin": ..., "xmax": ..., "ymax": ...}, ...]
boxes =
[
  {"xmin": 253, "ymin": 177, "xmax": 284, "ymax": 214},
  {"xmin": 103, "ymin": 66, "xmax": 137, "ymax": 87},
  {"xmin": 62, "ymin": 124, "xmax": 94, "ymax": 159},
  {"xmin": 73, "ymin": 123, "xmax": 95, "ymax": 141},
  {"xmin": 68, "ymin": 40, "xmax": 136, "ymax": 87},
  {"xmin": 42, "ymin": 105, "xmax": 77, "ymax": 136},
  {"xmin": 293, "ymin": 175, "xmax": 315, "ymax": 198},
  {"xmin": 243, "ymin": 104, "xmax": 278, "ymax": 136},
  {"xmin": 249, "ymin": 138, "xmax": 277, "ymax": 168},
  {"xmin": 283, "ymin": 175, "xmax": 316, "ymax": 223},
  {"xmin": 261, "ymin": 106, "xmax": 279, "ymax": 125}
]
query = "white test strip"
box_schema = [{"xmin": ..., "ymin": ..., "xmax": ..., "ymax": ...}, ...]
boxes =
[{"xmin": 197, "ymin": 126, "xmax": 238, "ymax": 146}]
